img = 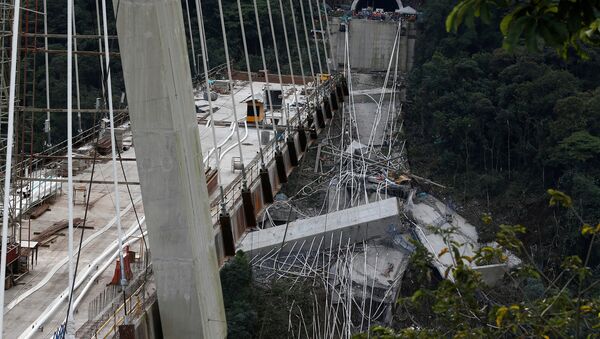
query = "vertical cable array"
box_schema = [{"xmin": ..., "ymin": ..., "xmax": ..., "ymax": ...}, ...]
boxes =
[
  {"xmin": 195, "ymin": 0, "xmax": 228, "ymax": 217},
  {"xmin": 322, "ymin": 0, "xmax": 334, "ymax": 71},
  {"xmin": 100, "ymin": 0, "xmax": 127, "ymax": 292},
  {"xmin": 0, "ymin": 0, "xmax": 21, "ymax": 336},
  {"xmin": 65, "ymin": 0, "xmax": 75, "ymax": 336},
  {"xmin": 236, "ymin": 0, "xmax": 264, "ymax": 164},
  {"xmin": 216, "ymin": 0, "xmax": 247, "ymax": 183},
  {"xmin": 299, "ymin": 0, "xmax": 315, "ymax": 81},
  {"xmin": 288, "ymin": 0, "xmax": 307, "ymax": 90},
  {"xmin": 42, "ymin": 0, "xmax": 50, "ymax": 147},
  {"xmin": 307, "ymin": 0, "xmax": 323, "ymax": 75},
  {"xmin": 183, "ymin": 0, "xmax": 197, "ymax": 76},
  {"xmin": 94, "ymin": 0, "xmax": 106, "ymax": 98},
  {"xmin": 265, "ymin": 0, "xmax": 291, "ymax": 145},
  {"xmin": 276, "ymin": 0, "xmax": 299, "ymax": 130},
  {"xmin": 72, "ymin": 11, "xmax": 82, "ymax": 133},
  {"xmin": 316, "ymin": 0, "xmax": 330, "ymax": 74},
  {"xmin": 307, "ymin": 0, "xmax": 324, "ymax": 115},
  {"xmin": 252, "ymin": 0, "xmax": 277, "ymax": 143}
]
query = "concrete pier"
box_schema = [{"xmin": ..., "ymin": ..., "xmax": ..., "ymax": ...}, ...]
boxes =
[
  {"xmin": 112, "ymin": 0, "xmax": 226, "ymax": 337},
  {"xmin": 329, "ymin": 18, "xmax": 417, "ymax": 73}
]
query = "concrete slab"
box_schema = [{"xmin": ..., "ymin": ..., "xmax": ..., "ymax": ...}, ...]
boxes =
[
  {"xmin": 350, "ymin": 244, "xmax": 409, "ymax": 291},
  {"xmin": 239, "ymin": 197, "xmax": 402, "ymax": 256},
  {"xmin": 196, "ymin": 80, "xmax": 306, "ymax": 188},
  {"xmin": 405, "ymin": 192, "xmax": 519, "ymax": 284},
  {"xmin": 3, "ymin": 148, "xmax": 145, "ymax": 338}
]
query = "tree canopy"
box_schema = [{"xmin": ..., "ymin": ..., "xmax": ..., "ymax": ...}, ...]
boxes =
[
  {"xmin": 447, "ymin": 0, "xmax": 600, "ymax": 59},
  {"xmin": 376, "ymin": 0, "xmax": 600, "ymax": 336}
]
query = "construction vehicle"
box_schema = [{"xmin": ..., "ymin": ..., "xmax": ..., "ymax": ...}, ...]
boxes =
[{"xmin": 245, "ymin": 96, "xmax": 265, "ymax": 124}]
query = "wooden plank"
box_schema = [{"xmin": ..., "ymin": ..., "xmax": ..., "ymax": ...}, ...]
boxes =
[{"xmin": 29, "ymin": 203, "xmax": 50, "ymax": 219}]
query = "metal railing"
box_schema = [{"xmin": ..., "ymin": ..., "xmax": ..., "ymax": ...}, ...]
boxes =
[
  {"xmin": 208, "ymin": 76, "xmax": 339, "ymax": 223},
  {"xmin": 76, "ymin": 262, "xmax": 152, "ymax": 339}
]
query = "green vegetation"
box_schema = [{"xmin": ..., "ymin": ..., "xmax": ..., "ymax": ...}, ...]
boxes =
[
  {"xmin": 220, "ymin": 251, "xmax": 320, "ymax": 338},
  {"xmin": 447, "ymin": 0, "xmax": 600, "ymax": 59},
  {"xmin": 351, "ymin": 0, "xmax": 600, "ymax": 337},
  {"xmin": 355, "ymin": 208, "xmax": 600, "ymax": 338},
  {"xmin": 407, "ymin": 0, "xmax": 600, "ymax": 267}
]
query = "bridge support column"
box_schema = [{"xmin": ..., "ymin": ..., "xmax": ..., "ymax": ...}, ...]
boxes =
[
  {"xmin": 260, "ymin": 168, "xmax": 274, "ymax": 204},
  {"xmin": 219, "ymin": 213, "xmax": 235, "ymax": 256},
  {"xmin": 275, "ymin": 150, "xmax": 288, "ymax": 184},
  {"xmin": 242, "ymin": 188, "xmax": 257, "ymax": 228},
  {"xmin": 306, "ymin": 113, "xmax": 314, "ymax": 129},
  {"xmin": 111, "ymin": 0, "xmax": 226, "ymax": 337},
  {"xmin": 298, "ymin": 126, "xmax": 307, "ymax": 153},
  {"xmin": 336, "ymin": 84, "xmax": 344, "ymax": 101},
  {"xmin": 330, "ymin": 91, "xmax": 339, "ymax": 110},
  {"xmin": 316, "ymin": 107, "xmax": 325, "ymax": 128},
  {"xmin": 323, "ymin": 98, "xmax": 333, "ymax": 119},
  {"xmin": 343, "ymin": 80, "xmax": 349, "ymax": 96},
  {"xmin": 287, "ymin": 137, "xmax": 299, "ymax": 166}
]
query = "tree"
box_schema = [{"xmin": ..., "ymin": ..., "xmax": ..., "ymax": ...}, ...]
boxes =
[
  {"xmin": 446, "ymin": 0, "xmax": 600, "ymax": 59},
  {"xmin": 355, "ymin": 194, "xmax": 600, "ymax": 338},
  {"xmin": 550, "ymin": 131, "xmax": 600, "ymax": 164}
]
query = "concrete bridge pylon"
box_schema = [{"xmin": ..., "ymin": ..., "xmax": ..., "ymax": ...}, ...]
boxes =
[{"xmin": 111, "ymin": 0, "xmax": 227, "ymax": 338}]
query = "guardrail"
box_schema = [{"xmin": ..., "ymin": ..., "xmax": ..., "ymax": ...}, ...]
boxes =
[
  {"xmin": 76, "ymin": 262, "xmax": 152, "ymax": 339},
  {"xmin": 208, "ymin": 75, "xmax": 339, "ymax": 222},
  {"xmin": 72, "ymin": 74, "xmax": 343, "ymax": 337},
  {"xmin": 91, "ymin": 290, "xmax": 145, "ymax": 339}
]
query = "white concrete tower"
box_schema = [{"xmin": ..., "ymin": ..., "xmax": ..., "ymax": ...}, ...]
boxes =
[{"xmin": 111, "ymin": 0, "xmax": 227, "ymax": 337}]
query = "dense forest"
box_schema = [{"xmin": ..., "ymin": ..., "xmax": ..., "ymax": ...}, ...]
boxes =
[
  {"xmin": 406, "ymin": 0, "xmax": 600, "ymax": 268},
  {"xmin": 28, "ymin": 0, "xmax": 600, "ymax": 336},
  {"xmin": 364, "ymin": 0, "xmax": 600, "ymax": 336}
]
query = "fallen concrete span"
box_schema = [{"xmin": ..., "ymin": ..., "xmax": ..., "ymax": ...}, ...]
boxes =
[{"xmin": 239, "ymin": 197, "xmax": 402, "ymax": 256}]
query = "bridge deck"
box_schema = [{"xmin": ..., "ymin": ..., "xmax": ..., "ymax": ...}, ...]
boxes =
[{"xmin": 5, "ymin": 78, "xmax": 329, "ymax": 338}]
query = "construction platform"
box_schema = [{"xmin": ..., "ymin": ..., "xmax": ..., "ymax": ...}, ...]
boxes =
[{"xmin": 4, "ymin": 76, "xmax": 341, "ymax": 338}]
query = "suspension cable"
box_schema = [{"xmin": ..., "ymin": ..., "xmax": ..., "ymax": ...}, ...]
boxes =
[
  {"xmin": 72, "ymin": 10, "xmax": 82, "ymax": 133},
  {"xmin": 344, "ymin": 27, "xmax": 369, "ymax": 205},
  {"xmin": 65, "ymin": 0, "xmax": 75, "ymax": 335},
  {"xmin": 266, "ymin": 0, "xmax": 290, "ymax": 138},
  {"xmin": 289, "ymin": 0, "xmax": 307, "ymax": 90},
  {"xmin": 101, "ymin": 0, "xmax": 127, "ymax": 300},
  {"xmin": 277, "ymin": 0, "xmax": 300, "ymax": 129},
  {"xmin": 183, "ymin": 0, "xmax": 197, "ymax": 76},
  {"xmin": 252, "ymin": 0, "xmax": 278, "ymax": 145},
  {"xmin": 63, "ymin": 100, "xmax": 101, "ymax": 336},
  {"xmin": 216, "ymin": 0, "xmax": 248, "ymax": 184},
  {"xmin": 299, "ymin": 0, "xmax": 315, "ymax": 80},
  {"xmin": 94, "ymin": 0, "xmax": 106, "ymax": 98},
  {"xmin": 383, "ymin": 20, "xmax": 402, "ymax": 147},
  {"xmin": 0, "ymin": 0, "xmax": 21, "ymax": 335},
  {"xmin": 367, "ymin": 22, "xmax": 401, "ymax": 153},
  {"xmin": 236, "ymin": 0, "xmax": 265, "ymax": 166},
  {"xmin": 307, "ymin": 0, "xmax": 324, "ymax": 111},
  {"xmin": 316, "ymin": 0, "xmax": 331, "ymax": 74},
  {"xmin": 42, "ymin": 0, "xmax": 51, "ymax": 147},
  {"xmin": 321, "ymin": 0, "xmax": 334, "ymax": 72},
  {"xmin": 307, "ymin": 0, "xmax": 323, "ymax": 75},
  {"xmin": 196, "ymin": 0, "xmax": 227, "ymax": 210}
]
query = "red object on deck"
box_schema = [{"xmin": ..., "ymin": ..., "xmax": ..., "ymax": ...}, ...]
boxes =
[
  {"xmin": 6, "ymin": 243, "xmax": 19, "ymax": 265},
  {"xmin": 109, "ymin": 246, "xmax": 134, "ymax": 285}
]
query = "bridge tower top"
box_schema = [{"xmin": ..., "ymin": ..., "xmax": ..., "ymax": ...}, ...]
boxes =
[{"xmin": 350, "ymin": 0, "xmax": 403, "ymax": 11}]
